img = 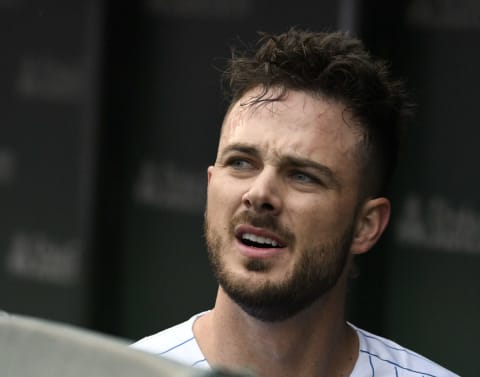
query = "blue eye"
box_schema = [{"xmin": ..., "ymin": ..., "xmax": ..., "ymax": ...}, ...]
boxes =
[
  {"xmin": 229, "ymin": 159, "xmax": 253, "ymax": 170},
  {"xmin": 293, "ymin": 173, "xmax": 310, "ymax": 181},
  {"xmin": 291, "ymin": 172, "xmax": 316, "ymax": 184}
]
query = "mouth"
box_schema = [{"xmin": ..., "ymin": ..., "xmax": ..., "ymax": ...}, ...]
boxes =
[
  {"xmin": 235, "ymin": 226, "xmax": 286, "ymax": 249},
  {"xmin": 240, "ymin": 233, "xmax": 282, "ymax": 248}
]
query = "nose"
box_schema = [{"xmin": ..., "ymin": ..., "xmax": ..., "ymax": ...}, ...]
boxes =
[{"xmin": 241, "ymin": 168, "xmax": 282, "ymax": 215}]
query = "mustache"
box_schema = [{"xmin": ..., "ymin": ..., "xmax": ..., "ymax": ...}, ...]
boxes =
[{"xmin": 229, "ymin": 211, "xmax": 295, "ymax": 244}]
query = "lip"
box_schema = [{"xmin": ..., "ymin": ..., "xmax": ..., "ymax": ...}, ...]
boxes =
[{"xmin": 234, "ymin": 225, "xmax": 287, "ymax": 259}]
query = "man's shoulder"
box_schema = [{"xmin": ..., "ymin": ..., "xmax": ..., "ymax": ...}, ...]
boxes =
[
  {"xmin": 131, "ymin": 312, "xmax": 208, "ymax": 368},
  {"xmin": 351, "ymin": 324, "xmax": 460, "ymax": 377}
]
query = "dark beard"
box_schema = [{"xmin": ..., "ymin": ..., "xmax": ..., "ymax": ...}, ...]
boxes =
[{"xmin": 204, "ymin": 211, "xmax": 353, "ymax": 322}]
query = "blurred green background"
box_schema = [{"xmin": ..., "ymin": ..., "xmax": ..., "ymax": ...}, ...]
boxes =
[{"xmin": 0, "ymin": 1, "xmax": 478, "ymax": 375}]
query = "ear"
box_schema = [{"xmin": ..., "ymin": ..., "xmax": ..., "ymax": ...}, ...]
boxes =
[
  {"xmin": 207, "ymin": 165, "xmax": 214, "ymax": 185},
  {"xmin": 350, "ymin": 197, "xmax": 391, "ymax": 255}
]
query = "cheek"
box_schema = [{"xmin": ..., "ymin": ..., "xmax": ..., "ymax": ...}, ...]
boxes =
[
  {"xmin": 208, "ymin": 177, "xmax": 231, "ymax": 207},
  {"xmin": 289, "ymin": 198, "xmax": 353, "ymax": 237},
  {"xmin": 207, "ymin": 176, "xmax": 243, "ymax": 220}
]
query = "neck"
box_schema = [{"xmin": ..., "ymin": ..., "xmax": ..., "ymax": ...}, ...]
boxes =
[{"xmin": 194, "ymin": 278, "xmax": 358, "ymax": 377}]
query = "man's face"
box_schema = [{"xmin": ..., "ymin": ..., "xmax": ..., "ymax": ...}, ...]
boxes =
[{"xmin": 205, "ymin": 88, "xmax": 364, "ymax": 321}]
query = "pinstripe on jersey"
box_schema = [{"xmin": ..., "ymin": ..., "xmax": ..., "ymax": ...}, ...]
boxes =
[{"xmin": 131, "ymin": 313, "xmax": 459, "ymax": 377}]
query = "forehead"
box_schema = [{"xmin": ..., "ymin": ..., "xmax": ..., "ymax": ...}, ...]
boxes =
[{"xmin": 219, "ymin": 89, "xmax": 363, "ymax": 160}]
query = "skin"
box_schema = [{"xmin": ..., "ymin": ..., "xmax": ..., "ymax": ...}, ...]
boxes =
[{"xmin": 195, "ymin": 87, "xmax": 391, "ymax": 377}]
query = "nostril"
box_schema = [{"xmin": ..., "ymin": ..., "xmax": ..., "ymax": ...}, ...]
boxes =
[
  {"xmin": 242, "ymin": 195, "xmax": 252, "ymax": 208},
  {"xmin": 242, "ymin": 186, "xmax": 280, "ymax": 214},
  {"xmin": 242, "ymin": 191, "xmax": 255, "ymax": 208},
  {"xmin": 260, "ymin": 202, "xmax": 275, "ymax": 211}
]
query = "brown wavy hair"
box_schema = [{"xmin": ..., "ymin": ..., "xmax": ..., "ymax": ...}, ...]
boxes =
[{"xmin": 222, "ymin": 28, "xmax": 413, "ymax": 198}]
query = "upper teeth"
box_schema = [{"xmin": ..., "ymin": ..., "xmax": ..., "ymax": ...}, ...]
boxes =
[{"xmin": 242, "ymin": 233, "xmax": 279, "ymax": 247}]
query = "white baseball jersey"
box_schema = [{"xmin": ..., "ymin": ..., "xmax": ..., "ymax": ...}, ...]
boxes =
[{"xmin": 131, "ymin": 312, "xmax": 459, "ymax": 377}]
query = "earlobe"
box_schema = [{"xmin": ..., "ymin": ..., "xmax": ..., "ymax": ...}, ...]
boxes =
[{"xmin": 350, "ymin": 197, "xmax": 391, "ymax": 255}]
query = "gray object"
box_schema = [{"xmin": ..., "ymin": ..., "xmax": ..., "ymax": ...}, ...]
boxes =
[{"xmin": 0, "ymin": 312, "xmax": 252, "ymax": 377}]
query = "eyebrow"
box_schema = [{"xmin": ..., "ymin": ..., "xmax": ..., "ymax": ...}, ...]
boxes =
[
  {"xmin": 218, "ymin": 142, "xmax": 340, "ymax": 188},
  {"xmin": 218, "ymin": 143, "xmax": 261, "ymax": 160}
]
